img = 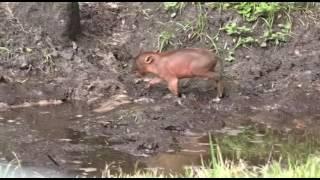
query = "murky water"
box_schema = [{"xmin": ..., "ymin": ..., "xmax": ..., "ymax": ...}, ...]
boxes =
[
  {"xmin": 0, "ymin": 102, "xmax": 319, "ymax": 177},
  {"xmin": 0, "ymin": 102, "xmax": 143, "ymax": 177},
  {"xmin": 142, "ymin": 123, "xmax": 320, "ymax": 176}
]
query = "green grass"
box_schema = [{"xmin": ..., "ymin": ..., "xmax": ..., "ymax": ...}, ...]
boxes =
[
  {"xmin": 175, "ymin": 3, "xmax": 221, "ymax": 54},
  {"xmin": 99, "ymin": 158, "xmax": 313, "ymax": 178},
  {"xmin": 157, "ymin": 31, "xmax": 175, "ymax": 52},
  {"xmin": 3, "ymin": 154, "xmax": 320, "ymax": 178},
  {"xmin": 2, "ymin": 130, "xmax": 320, "ymax": 178},
  {"xmin": 101, "ymin": 127, "xmax": 320, "ymax": 178},
  {"xmin": 220, "ymin": 22, "xmax": 252, "ymax": 36},
  {"xmin": 213, "ymin": 126, "xmax": 320, "ymax": 165},
  {"xmin": 163, "ymin": 2, "xmax": 186, "ymax": 18},
  {"xmin": 217, "ymin": 2, "xmax": 294, "ymax": 61},
  {"xmin": 160, "ymin": 2, "xmax": 311, "ymax": 62},
  {"xmin": 0, "ymin": 152, "xmax": 43, "ymax": 178},
  {"xmin": 99, "ymin": 136, "xmax": 320, "ymax": 178},
  {"xmin": 0, "ymin": 47, "xmax": 11, "ymax": 61},
  {"xmin": 163, "ymin": 2, "xmax": 185, "ymax": 13},
  {"xmin": 0, "ymin": 163, "xmax": 20, "ymax": 178},
  {"xmin": 191, "ymin": 3, "xmax": 208, "ymax": 41},
  {"xmin": 0, "ymin": 47, "xmax": 10, "ymax": 53},
  {"xmin": 41, "ymin": 48, "xmax": 56, "ymax": 72}
]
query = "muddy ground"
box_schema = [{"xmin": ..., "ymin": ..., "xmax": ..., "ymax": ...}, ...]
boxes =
[{"xmin": 0, "ymin": 2, "xmax": 320, "ymax": 177}]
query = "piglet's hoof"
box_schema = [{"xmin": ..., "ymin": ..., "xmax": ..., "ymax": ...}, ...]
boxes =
[
  {"xmin": 163, "ymin": 93, "xmax": 175, "ymax": 99},
  {"xmin": 177, "ymin": 93, "xmax": 186, "ymax": 99},
  {"xmin": 173, "ymin": 96, "xmax": 184, "ymax": 106},
  {"xmin": 144, "ymin": 84, "xmax": 151, "ymax": 89}
]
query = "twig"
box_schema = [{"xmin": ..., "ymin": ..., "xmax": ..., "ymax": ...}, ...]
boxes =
[{"xmin": 47, "ymin": 154, "xmax": 60, "ymax": 167}]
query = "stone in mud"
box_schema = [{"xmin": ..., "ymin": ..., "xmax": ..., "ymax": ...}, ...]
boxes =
[
  {"xmin": 137, "ymin": 141, "xmax": 159, "ymax": 153},
  {"xmin": 7, "ymin": 2, "xmax": 81, "ymax": 45}
]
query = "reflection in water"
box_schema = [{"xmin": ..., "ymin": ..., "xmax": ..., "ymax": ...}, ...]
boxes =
[
  {"xmin": 0, "ymin": 102, "xmax": 144, "ymax": 177},
  {"xmin": 144, "ymin": 124, "xmax": 320, "ymax": 176},
  {"xmin": 143, "ymin": 151, "xmax": 210, "ymax": 176},
  {"xmin": 139, "ymin": 135, "xmax": 210, "ymax": 176},
  {"xmin": 0, "ymin": 162, "xmax": 70, "ymax": 178}
]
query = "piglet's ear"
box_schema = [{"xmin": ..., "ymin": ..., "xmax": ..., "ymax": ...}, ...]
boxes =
[{"xmin": 144, "ymin": 55, "xmax": 154, "ymax": 64}]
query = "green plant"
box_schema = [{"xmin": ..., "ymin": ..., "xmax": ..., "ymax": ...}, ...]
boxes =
[
  {"xmin": 205, "ymin": 2, "xmax": 219, "ymax": 9},
  {"xmin": 220, "ymin": 22, "xmax": 252, "ymax": 36},
  {"xmin": 225, "ymin": 49, "xmax": 235, "ymax": 62},
  {"xmin": 175, "ymin": 3, "xmax": 209, "ymax": 42},
  {"xmin": 0, "ymin": 47, "xmax": 11, "ymax": 61},
  {"xmin": 260, "ymin": 18, "xmax": 292, "ymax": 47},
  {"xmin": 163, "ymin": 2, "xmax": 184, "ymax": 11},
  {"xmin": 205, "ymin": 2, "xmax": 226, "ymax": 14},
  {"xmin": 219, "ymin": 2, "xmax": 294, "ymax": 57},
  {"xmin": 219, "ymin": 22, "xmax": 257, "ymax": 61},
  {"xmin": 234, "ymin": 36, "xmax": 257, "ymax": 49},
  {"xmin": 41, "ymin": 49, "xmax": 55, "ymax": 71},
  {"xmin": 233, "ymin": 3, "xmax": 282, "ymax": 23},
  {"xmin": 0, "ymin": 47, "xmax": 9, "ymax": 53},
  {"xmin": 176, "ymin": 2, "xmax": 297, "ymax": 63},
  {"xmin": 163, "ymin": 2, "xmax": 186, "ymax": 17},
  {"xmin": 205, "ymin": 30, "xmax": 221, "ymax": 55},
  {"xmin": 190, "ymin": 3, "xmax": 208, "ymax": 41},
  {"xmin": 157, "ymin": 31, "xmax": 174, "ymax": 52}
]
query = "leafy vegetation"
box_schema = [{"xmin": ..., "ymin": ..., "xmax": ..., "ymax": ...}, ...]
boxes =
[
  {"xmin": 163, "ymin": 2, "xmax": 186, "ymax": 18},
  {"xmin": 218, "ymin": 2, "xmax": 294, "ymax": 61},
  {"xmin": 157, "ymin": 31, "xmax": 175, "ymax": 52},
  {"xmin": 0, "ymin": 47, "xmax": 10, "ymax": 54},
  {"xmin": 41, "ymin": 48, "xmax": 56, "ymax": 72},
  {"xmin": 157, "ymin": 2, "xmax": 307, "ymax": 62}
]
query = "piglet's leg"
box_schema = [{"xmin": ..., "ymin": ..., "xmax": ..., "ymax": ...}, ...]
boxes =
[
  {"xmin": 200, "ymin": 71, "xmax": 224, "ymax": 101},
  {"xmin": 167, "ymin": 78, "xmax": 180, "ymax": 97},
  {"xmin": 216, "ymin": 79, "xmax": 224, "ymax": 98},
  {"xmin": 164, "ymin": 78, "xmax": 184, "ymax": 106},
  {"xmin": 145, "ymin": 77, "xmax": 163, "ymax": 89}
]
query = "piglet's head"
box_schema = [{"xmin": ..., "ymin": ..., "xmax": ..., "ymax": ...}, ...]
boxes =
[{"xmin": 133, "ymin": 51, "xmax": 159, "ymax": 77}]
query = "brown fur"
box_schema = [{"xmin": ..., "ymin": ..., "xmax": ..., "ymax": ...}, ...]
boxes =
[{"xmin": 133, "ymin": 48, "xmax": 224, "ymax": 99}]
